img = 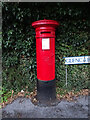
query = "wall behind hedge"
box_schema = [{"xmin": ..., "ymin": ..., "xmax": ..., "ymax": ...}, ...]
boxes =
[{"xmin": 2, "ymin": 2, "xmax": 90, "ymax": 92}]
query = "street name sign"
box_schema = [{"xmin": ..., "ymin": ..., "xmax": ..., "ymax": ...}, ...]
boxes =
[{"xmin": 64, "ymin": 56, "xmax": 90, "ymax": 65}]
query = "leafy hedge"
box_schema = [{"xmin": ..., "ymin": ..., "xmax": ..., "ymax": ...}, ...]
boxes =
[{"xmin": 2, "ymin": 3, "xmax": 90, "ymax": 92}]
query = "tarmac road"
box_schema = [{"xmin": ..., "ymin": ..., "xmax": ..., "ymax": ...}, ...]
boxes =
[{"xmin": 2, "ymin": 95, "xmax": 89, "ymax": 118}]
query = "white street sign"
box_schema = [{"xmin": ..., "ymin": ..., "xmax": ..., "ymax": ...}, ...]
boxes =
[{"xmin": 64, "ymin": 56, "xmax": 90, "ymax": 65}]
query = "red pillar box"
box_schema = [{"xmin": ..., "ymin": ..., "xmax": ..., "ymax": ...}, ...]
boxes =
[{"xmin": 32, "ymin": 19, "xmax": 59, "ymax": 105}]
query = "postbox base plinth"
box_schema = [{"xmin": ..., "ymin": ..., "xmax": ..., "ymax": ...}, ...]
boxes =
[{"xmin": 37, "ymin": 79, "xmax": 58, "ymax": 106}]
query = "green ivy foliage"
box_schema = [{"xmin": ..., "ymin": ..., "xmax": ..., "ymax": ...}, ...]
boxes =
[{"xmin": 2, "ymin": 2, "xmax": 90, "ymax": 92}]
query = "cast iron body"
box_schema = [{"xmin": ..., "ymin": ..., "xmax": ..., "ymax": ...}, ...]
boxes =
[{"xmin": 32, "ymin": 19, "xmax": 59, "ymax": 105}]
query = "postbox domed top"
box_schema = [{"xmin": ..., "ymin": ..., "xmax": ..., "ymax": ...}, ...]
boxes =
[{"xmin": 32, "ymin": 19, "xmax": 59, "ymax": 28}]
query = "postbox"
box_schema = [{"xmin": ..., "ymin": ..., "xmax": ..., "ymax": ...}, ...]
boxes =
[
  {"xmin": 32, "ymin": 19, "xmax": 59, "ymax": 81},
  {"xmin": 32, "ymin": 19, "xmax": 59, "ymax": 105}
]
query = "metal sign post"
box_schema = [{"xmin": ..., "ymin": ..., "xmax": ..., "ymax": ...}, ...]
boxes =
[{"xmin": 65, "ymin": 65, "xmax": 67, "ymax": 87}]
